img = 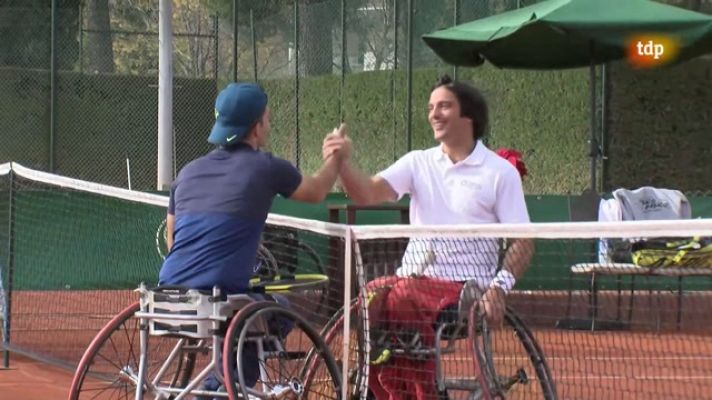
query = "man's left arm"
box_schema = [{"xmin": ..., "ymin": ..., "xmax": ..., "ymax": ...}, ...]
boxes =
[
  {"xmin": 501, "ymin": 238, "xmax": 534, "ymax": 280},
  {"xmin": 481, "ymin": 167, "xmax": 534, "ymax": 324},
  {"xmin": 495, "ymin": 166, "xmax": 534, "ymax": 279}
]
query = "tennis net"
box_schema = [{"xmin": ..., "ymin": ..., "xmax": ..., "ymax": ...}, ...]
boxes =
[
  {"xmin": 351, "ymin": 221, "xmax": 712, "ymax": 400},
  {"xmin": 0, "ymin": 163, "xmax": 351, "ymax": 374}
]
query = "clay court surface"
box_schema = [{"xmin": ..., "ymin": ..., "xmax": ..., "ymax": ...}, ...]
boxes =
[
  {"xmin": 3, "ymin": 290, "xmax": 712, "ymax": 399},
  {"xmin": 0, "ymin": 353, "xmax": 75, "ymax": 399}
]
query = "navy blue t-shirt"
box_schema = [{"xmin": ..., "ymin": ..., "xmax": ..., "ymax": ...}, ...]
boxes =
[{"xmin": 158, "ymin": 144, "xmax": 302, "ymax": 293}]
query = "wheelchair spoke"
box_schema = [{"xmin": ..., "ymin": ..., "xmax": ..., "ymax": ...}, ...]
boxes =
[
  {"xmin": 225, "ymin": 302, "xmax": 341, "ymax": 400},
  {"xmin": 69, "ymin": 301, "xmax": 201, "ymax": 400}
]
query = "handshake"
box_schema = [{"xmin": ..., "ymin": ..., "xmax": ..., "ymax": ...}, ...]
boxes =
[{"xmin": 321, "ymin": 123, "xmax": 352, "ymax": 164}]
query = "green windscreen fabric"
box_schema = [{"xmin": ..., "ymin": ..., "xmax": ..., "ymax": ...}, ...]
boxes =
[{"xmin": 10, "ymin": 175, "xmax": 165, "ymax": 291}]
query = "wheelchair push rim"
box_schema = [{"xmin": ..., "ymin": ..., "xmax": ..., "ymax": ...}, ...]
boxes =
[{"xmin": 223, "ymin": 301, "xmax": 342, "ymax": 400}]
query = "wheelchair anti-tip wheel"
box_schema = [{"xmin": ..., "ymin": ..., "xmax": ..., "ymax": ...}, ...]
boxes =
[{"xmin": 223, "ymin": 301, "xmax": 342, "ymax": 399}]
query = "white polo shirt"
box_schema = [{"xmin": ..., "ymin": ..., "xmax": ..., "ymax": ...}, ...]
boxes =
[{"xmin": 377, "ymin": 141, "xmax": 529, "ymax": 285}]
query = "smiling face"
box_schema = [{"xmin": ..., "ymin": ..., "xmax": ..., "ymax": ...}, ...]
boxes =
[{"xmin": 428, "ymin": 87, "xmax": 473, "ymax": 144}]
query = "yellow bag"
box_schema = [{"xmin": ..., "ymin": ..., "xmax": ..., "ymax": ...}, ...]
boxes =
[{"xmin": 631, "ymin": 237, "xmax": 712, "ymax": 269}]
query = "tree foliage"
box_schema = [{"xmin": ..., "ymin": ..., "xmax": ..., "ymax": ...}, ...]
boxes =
[{"xmin": 0, "ymin": 0, "xmax": 80, "ymax": 69}]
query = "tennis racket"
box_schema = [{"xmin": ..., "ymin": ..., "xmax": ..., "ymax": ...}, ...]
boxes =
[
  {"xmin": 154, "ymin": 218, "xmax": 289, "ymax": 275},
  {"xmin": 155, "ymin": 218, "xmax": 169, "ymax": 260},
  {"xmin": 249, "ymin": 273, "xmax": 329, "ymax": 293},
  {"xmin": 154, "ymin": 219, "xmax": 329, "ymax": 305}
]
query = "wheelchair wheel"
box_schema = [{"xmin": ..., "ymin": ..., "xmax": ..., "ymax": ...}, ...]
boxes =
[
  {"xmin": 303, "ymin": 298, "xmax": 365, "ymax": 399},
  {"xmin": 69, "ymin": 302, "xmax": 196, "ymax": 400},
  {"xmin": 469, "ymin": 305, "xmax": 557, "ymax": 400},
  {"xmin": 223, "ymin": 301, "xmax": 342, "ymax": 400}
]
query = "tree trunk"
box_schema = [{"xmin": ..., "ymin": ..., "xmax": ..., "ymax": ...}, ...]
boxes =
[{"xmin": 85, "ymin": 0, "xmax": 114, "ymax": 73}]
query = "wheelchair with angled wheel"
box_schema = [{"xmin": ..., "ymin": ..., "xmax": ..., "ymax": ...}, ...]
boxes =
[
  {"xmin": 68, "ymin": 275, "xmax": 340, "ymax": 400},
  {"xmin": 314, "ymin": 279, "xmax": 558, "ymax": 400}
]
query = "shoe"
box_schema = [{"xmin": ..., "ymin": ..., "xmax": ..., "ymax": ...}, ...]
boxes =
[{"xmin": 194, "ymin": 377, "xmax": 222, "ymax": 400}]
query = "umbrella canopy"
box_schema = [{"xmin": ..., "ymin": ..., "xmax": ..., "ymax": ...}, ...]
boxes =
[{"xmin": 422, "ymin": 0, "xmax": 712, "ymax": 69}]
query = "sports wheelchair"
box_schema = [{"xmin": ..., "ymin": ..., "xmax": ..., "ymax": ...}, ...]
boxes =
[
  {"xmin": 68, "ymin": 278, "xmax": 340, "ymax": 400},
  {"xmin": 316, "ymin": 280, "xmax": 558, "ymax": 400}
]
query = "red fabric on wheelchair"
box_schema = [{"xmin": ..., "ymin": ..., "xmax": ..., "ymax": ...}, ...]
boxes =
[{"xmin": 365, "ymin": 276, "xmax": 464, "ymax": 400}]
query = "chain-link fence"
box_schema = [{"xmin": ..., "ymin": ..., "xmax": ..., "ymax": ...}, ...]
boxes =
[{"xmin": 1, "ymin": 0, "xmax": 711, "ymax": 194}]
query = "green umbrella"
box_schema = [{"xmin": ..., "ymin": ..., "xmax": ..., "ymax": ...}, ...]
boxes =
[{"xmin": 422, "ymin": 0, "xmax": 712, "ymax": 189}]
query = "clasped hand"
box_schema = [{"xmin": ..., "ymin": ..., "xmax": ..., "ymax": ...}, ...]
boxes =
[{"xmin": 322, "ymin": 123, "xmax": 352, "ymax": 163}]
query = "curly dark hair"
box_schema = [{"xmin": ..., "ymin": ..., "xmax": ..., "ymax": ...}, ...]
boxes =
[{"xmin": 431, "ymin": 75, "xmax": 489, "ymax": 140}]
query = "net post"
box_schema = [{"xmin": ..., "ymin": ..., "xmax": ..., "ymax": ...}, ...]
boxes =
[
  {"xmin": 2, "ymin": 166, "xmax": 15, "ymax": 369},
  {"xmin": 341, "ymin": 227, "xmax": 352, "ymax": 400}
]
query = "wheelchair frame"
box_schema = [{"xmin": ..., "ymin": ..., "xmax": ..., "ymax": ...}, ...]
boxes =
[
  {"xmin": 315, "ymin": 295, "xmax": 558, "ymax": 400},
  {"xmin": 68, "ymin": 283, "xmax": 341, "ymax": 400}
]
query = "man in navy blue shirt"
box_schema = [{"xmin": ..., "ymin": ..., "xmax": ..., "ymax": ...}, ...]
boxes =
[
  {"xmin": 158, "ymin": 82, "xmax": 347, "ymax": 398},
  {"xmin": 159, "ymin": 82, "xmax": 345, "ymax": 293}
]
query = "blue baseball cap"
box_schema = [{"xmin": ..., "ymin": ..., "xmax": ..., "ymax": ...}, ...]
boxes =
[{"xmin": 208, "ymin": 83, "xmax": 268, "ymax": 146}]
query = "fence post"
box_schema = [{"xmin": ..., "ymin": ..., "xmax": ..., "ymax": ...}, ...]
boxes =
[
  {"xmin": 3, "ymin": 167, "xmax": 16, "ymax": 368},
  {"xmin": 294, "ymin": 1, "xmax": 300, "ymax": 168},
  {"xmin": 340, "ymin": 0, "xmax": 346, "ymax": 121},
  {"xmin": 600, "ymin": 64, "xmax": 609, "ymax": 192},
  {"xmin": 250, "ymin": 8, "xmax": 257, "ymax": 82},
  {"xmin": 391, "ymin": 0, "xmax": 399, "ymax": 162},
  {"xmin": 157, "ymin": 0, "xmax": 174, "ymax": 191},
  {"xmin": 233, "ymin": 0, "xmax": 239, "ymax": 81},
  {"xmin": 213, "ymin": 15, "xmax": 219, "ymax": 82},
  {"xmin": 78, "ymin": 3, "xmax": 84, "ymax": 74},
  {"xmin": 406, "ymin": 0, "xmax": 413, "ymax": 152},
  {"xmin": 453, "ymin": 0, "xmax": 460, "ymax": 80},
  {"xmin": 50, "ymin": 0, "xmax": 58, "ymax": 172}
]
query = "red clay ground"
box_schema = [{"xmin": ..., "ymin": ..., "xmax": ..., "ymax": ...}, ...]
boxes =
[
  {"xmin": 3, "ymin": 289, "xmax": 712, "ymax": 399},
  {"xmin": 0, "ymin": 353, "xmax": 75, "ymax": 399}
]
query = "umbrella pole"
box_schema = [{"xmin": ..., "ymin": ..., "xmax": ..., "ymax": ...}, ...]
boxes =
[{"xmin": 588, "ymin": 55, "xmax": 598, "ymax": 192}]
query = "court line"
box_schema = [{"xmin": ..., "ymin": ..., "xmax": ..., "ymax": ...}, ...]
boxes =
[
  {"xmin": 442, "ymin": 355, "xmax": 712, "ymax": 361},
  {"xmin": 542, "ymin": 356, "xmax": 712, "ymax": 361},
  {"xmin": 557, "ymin": 376, "xmax": 712, "ymax": 380},
  {"xmin": 442, "ymin": 374, "xmax": 712, "ymax": 381}
]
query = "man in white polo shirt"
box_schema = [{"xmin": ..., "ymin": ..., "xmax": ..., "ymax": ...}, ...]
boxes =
[{"xmin": 323, "ymin": 75, "xmax": 533, "ymax": 399}]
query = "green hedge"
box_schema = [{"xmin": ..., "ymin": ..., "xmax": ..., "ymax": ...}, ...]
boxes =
[
  {"xmin": 606, "ymin": 59, "xmax": 712, "ymax": 194},
  {"xmin": 3, "ymin": 60, "xmax": 711, "ymax": 195},
  {"xmin": 261, "ymin": 66, "xmax": 591, "ymax": 195}
]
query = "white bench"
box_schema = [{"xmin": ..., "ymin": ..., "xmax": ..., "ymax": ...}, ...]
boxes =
[{"xmin": 569, "ymin": 263, "xmax": 712, "ymax": 330}]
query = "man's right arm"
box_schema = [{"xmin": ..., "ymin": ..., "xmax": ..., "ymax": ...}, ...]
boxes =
[
  {"xmin": 289, "ymin": 155, "xmax": 342, "ymax": 203},
  {"xmin": 339, "ymin": 161, "xmax": 397, "ymax": 205},
  {"xmin": 324, "ymin": 128, "xmax": 407, "ymax": 206}
]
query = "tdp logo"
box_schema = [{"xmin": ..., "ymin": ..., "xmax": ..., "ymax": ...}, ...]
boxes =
[
  {"xmin": 636, "ymin": 40, "xmax": 664, "ymax": 60},
  {"xmin": 627, "ymin": 34, "xmax": 679, "ymax": 69}
]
